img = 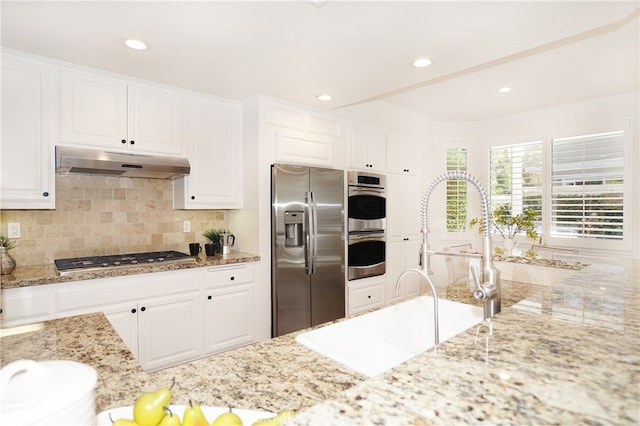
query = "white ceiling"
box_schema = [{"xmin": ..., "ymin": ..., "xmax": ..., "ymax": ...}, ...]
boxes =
[{"xmin": 2, "ymin": 1, "xmax": 638, "ymax": 122}]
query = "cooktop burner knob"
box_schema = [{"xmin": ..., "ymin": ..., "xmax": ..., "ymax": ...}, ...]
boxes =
[
  {"xmin": 101, "ymin": 263, "xmax": 109, "ymax": 267},
  {"xmin": 131, "ymin": 260, "xmax": 138, "ymax": 264},
  {"xmin": 157, "ymin": 257, "xmax": 165, "ymax": 262},
  {"xmin": 113, "ymin": 261, "xmax": 121, "ymax": 266},
  {"xmin": 147, "ymin": 259, "xmax": 154, "ymax": 263}
]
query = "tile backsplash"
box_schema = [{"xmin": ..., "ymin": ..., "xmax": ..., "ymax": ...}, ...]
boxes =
[{"xmin": 0, "ymin": 175, "xmax": 228, "ymax": 267}]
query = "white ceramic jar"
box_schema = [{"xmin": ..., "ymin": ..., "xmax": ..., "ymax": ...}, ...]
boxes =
[{"xmin": 0, "ymin": 359, "xmax": 97, "ymax": 425}]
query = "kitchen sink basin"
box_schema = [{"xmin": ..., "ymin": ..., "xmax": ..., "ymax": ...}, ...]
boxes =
[{"xmin": 295, "ymin": 295, "xmax": 484, "ymax": 377}]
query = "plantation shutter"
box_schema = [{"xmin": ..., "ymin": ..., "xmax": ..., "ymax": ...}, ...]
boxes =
[
  {"xmin": 489, "ymin": 141, "xmax": 543, "ymax": 218},
  {"xmin": 446, "ymin": 148, "xmax": 467, "ymax": 232},
  {"xmin": 551, "ymin": 131, "xmax": 624, "ymax": 240}
]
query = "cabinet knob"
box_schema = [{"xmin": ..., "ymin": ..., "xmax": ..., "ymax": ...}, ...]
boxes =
[
  {"xmin": 131, "ymin": 308, "xmax": 137, "ymax": 314},
  {"xmin": 191, "ymin": 196, "xmax": 196, "ymax": 200},
  {"xmin": 230, "ymin": 276, "xmax": 235, "ymax": 281},
  {"xmin": 121, "ymin": 139, "xmax": 127, "ymax": 144},
  {"xmin": 42, "ymin": 192, "xmax": 49, "ymax": 197},
  {"xmin": 130, "ymin": 140, "xmax": 135, "ymax": 145},
  {"xmin": 140, "ymin": 306, "xmax": 146, "ymax": 312},
  {"xmin": 207, "ymin": 295, "xmax": 212, "ymax": 300},
  {"xmin": 0, "ymin": 308, "xmax": 3, "ymax": 314},
  {"xmin": 367, "ymin": 295, "xmax": 372, "ymax": 299}
]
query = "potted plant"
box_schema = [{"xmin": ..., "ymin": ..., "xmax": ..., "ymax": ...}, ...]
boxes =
[
  {"xmin": 202, "ymin": 229, "xmax": 225, "ymax": 255},
  {"xmin": 1, "ymin": 235, "xmax": 18, "ymax": 275},
  {"xmin": 469, "ymin": 205, "xmax": 541, "ymax": 255}
]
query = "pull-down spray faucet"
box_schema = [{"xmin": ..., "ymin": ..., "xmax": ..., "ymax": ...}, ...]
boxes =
[{"xmin": 420, "ymin": 171, "xmax": 501, "ymax": 319}]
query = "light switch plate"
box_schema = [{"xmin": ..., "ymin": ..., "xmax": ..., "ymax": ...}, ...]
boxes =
[{"xmin": 183, "ymin": 221, "xmax": 191, "ymax": 233}]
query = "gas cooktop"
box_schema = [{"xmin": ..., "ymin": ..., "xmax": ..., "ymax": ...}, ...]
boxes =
[{"xmin": 54, "ymin": 250, "xmax": 196, "ymax": 275}]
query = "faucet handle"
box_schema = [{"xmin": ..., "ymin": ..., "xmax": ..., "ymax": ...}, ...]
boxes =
[{"xmin": 470, "ymin": 264, "xmax": 486, "ymax": 299}]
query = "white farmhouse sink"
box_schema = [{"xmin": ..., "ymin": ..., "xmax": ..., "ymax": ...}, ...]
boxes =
[{"xmin": 296, "ymin": 295, "xmax": 484, "ymax": 377}]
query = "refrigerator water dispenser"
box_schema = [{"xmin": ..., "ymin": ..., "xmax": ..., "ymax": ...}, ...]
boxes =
[{"xmin": 284, "ymin": 211, "xmax": 304, "ymax": 247}]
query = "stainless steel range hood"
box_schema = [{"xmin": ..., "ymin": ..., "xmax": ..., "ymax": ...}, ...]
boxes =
[{"xmin": 55, "ymin": 146, "xmax": 190, "ymax": 180}]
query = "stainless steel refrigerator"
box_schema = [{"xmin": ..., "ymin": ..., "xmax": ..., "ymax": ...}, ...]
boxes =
[{"xmin": 271, "ymin": 163, "xmax": 345, "ymax": 337}]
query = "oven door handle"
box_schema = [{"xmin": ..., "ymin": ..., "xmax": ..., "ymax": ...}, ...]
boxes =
[{"xmin": 348, "ymin": 186, "xmax": 385, "ymax": 196}]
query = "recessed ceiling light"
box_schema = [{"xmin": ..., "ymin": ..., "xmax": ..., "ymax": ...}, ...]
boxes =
[
  {"xmin": 412, "ymin": 57, "xmax": 432, "ymax": 68},
  {"xmin": 124, "ymin": 39, "xmax": 148, "ymax": 50},
  {"xmin": 498, "ymin": 87, "xmax": 512, "ymax": 94},
  {"xmin": 316, "ymin": 94, "xmax": 332, "ymax": 102}
]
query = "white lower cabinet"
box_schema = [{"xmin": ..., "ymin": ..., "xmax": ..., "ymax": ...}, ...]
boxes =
[
  {"xmin": 105, "ymin": 292, "xmax": 203, "ymax": 372},
  {"xmin": 1, "ymin": 263, "xmax": 257, "ymax": 371},
  {"xmin": 348, "ymin": 276, "xmax": 385, "ymax": 316},
  {"xmin": 387, "ymin": 238, "xmax": 422, "ymax": 305},
  {"xmin": 202, "ymin": 265, "xmax": 255, "ymax": 354}
]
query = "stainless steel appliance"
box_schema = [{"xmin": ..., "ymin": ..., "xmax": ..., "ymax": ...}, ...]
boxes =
[
  {"xmin": 55, "ymin": 146, "xmax": 190, "ymax": 180},
  {"xmin": 271, "ymin": 163, "xmax": 345, "ymax": 337},
  {"xmin": 54, "ymin": 250, "xmax": 195, "ymax": 275},
  {"xmin": 347, "ymin": 171, "xmax": 386, "ymax": 232},
  {"xmin": 347, "ymin": 171, "xmax": 387, "ymax": 280}
]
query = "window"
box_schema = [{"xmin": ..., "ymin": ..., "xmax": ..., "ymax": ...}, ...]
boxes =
[
  {"xmin": 446, "ymin": 148, "xmax": 467, "ymax": 232},
  {"xmin": 489, "ymin": 141, "xmax": 543, "ymax": 222},
  {"xmin": 551, "ymin": 131, "xmax": 624, "ymax": 240},
  {"xmin": 485, "ymin": 129, "xmax": 628, "ymax": 249}
]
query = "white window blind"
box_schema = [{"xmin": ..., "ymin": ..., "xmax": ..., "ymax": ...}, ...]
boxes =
[
  {"xmin": 551, "ymin": 131, "xmax": 624, "ymax": 240},
  {"xmin": 489, "ymin": 141, "xmax": 543, "ymax": 219},
  {"xmin": 446, "ymin": 148, "xmax": 467, "ymax": 232}
]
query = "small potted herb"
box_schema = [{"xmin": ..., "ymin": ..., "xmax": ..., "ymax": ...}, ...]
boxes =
[
  {"xmin": 1, "ymin": 235, "xmax": 18, "ymax": 275},
  {"xmin": 202, "ymin": 229, "xmax": 225, "ymax": 255}
]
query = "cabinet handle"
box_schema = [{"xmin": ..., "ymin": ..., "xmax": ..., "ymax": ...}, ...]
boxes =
[
  {"xmin": 121, "ymin": 139, "xmax": 127, "ymax": 144},
  {"xmin": 367, "ymin": 295, "xmax": 372, "ymax": 299},
  {"xmin": 0, "ymin": 308, "xmax": 3, "ymax": 314},
  {"xmin": 130, "ymin": 140, "xmax": 135, "ymax": 145},
  {"xmin": 230, "ymin": 276, "xmax": 235, "ymax": 281},
  {"xmin": 207, "ymin": 295, "xmax": 212, "ymax": 300},
  {"xmin": 131, "ymin": 308, "xmax": 137, "ymax": 314},
  {"xmin": 42, "ymin": 192, "xmax": 49, "ymax": 197},
  {"xmin": 140, "ymin": 306, "xmax": 146, "ymax": 312},
  {"xmin": 191, "ymin": 196, "xmax": 196, "ymax": 200}
]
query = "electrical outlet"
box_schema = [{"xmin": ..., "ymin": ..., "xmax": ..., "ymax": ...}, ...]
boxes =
[
  {"xmin": 8, "ymin": 223, "xmax": 20, "ymax": 239},
  {"xmin": 183, "ymin": 220, "xmax": 191, "ymax": 233}
]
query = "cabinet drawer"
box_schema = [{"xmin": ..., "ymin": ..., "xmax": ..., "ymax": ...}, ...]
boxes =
[
  {"xmin": 349, "ymin": 282, "xmax": 384, "ymax": 315},
  {"xmin": 203, "ymin": 264, "xmax": 254, "ymax": 288},
  {"xmin": 1, "ymin": 287, "xmax": 56, "ymax": 327}
]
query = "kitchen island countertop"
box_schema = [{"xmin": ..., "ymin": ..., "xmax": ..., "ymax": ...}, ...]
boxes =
[
  {"xmin": 0, "ymin": 251, "xmax": 260, "ymax": 290},
  {"xmin": 1, "ymin": 258, "xmax": 638, "ymax": 425}
]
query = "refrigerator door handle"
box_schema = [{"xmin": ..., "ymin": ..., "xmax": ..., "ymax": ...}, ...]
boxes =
[
  {"xmin": 308, "ymin": 190, "xmax": 318, "ymax": 275},
  {"xmin": 304, "ymin": 191, "xmax": 312, "ymax": 275}
]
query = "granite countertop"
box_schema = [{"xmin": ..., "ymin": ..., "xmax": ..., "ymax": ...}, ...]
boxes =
[
  {"xmin": 0, "ymin": 251, "xmax": 260, "ymax": 289},
  {"xmin": 1, "ymin": 259, "xmax": 638, "ymax": 425}
]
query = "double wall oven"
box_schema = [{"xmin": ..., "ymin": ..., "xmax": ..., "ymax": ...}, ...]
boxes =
[{"xmin": 347, "ymin": 171, "xmax": 386, "ymax": 280}]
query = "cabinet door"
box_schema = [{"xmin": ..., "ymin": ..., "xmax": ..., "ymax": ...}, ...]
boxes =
[
  {"xmin": 203, "ymin": 283, "xmax": 255, "ymax": 354},
  {"xmin": 127, "ymin": 84, "xmax": 186, "ymax": 155},
  {"xmin": 59, "ymin": 69, "xmax": 128, "ymax": 148},
  {"xmin": 104, "ymin": 303, "xmax": 139, "ymax": 358},
  {"xmin": 387, "ymin": 131, "xmax": 424, "ymax": 176},
  {"xmin": 387, "ymin": 174, "xmax": 423, "ymax": 240},
  {"xmin": 137, "ymin": 292, "xmax": 203, "ymax": 372},
  {"xmin": 349, "ymin": 124, "xmax": 386, "ymax": 172},
  {"xmin": 1, "ymin": 53, "xmax": 55, "ymax": 209},
  {"xmin": 386, "ymin": 238, "xmax": 423, "ymax": 304},
  {"xmin": 174, "ymin": 96, "xmax": 242, "ymax": 209}
]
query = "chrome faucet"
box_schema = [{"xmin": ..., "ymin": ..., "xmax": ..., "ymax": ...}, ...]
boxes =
[{"xmin": 419, "ymin": 171, "xmax": 501, "ymax": 320}]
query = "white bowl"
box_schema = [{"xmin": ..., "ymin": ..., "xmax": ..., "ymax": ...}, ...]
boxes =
[{"xmin": 97, "ymin": 404, "xmax": 275, "ymax": 425}]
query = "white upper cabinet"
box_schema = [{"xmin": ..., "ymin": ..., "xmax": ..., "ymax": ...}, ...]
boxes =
[
  {"xmin": 261, "ymin": 100, "xmax": 346, "ymax": 169},
  {"xmin": 0, "ymin": 51, "xmax": 55, "ymax": 209},
  {"xmin": 174, "ymin": 95, "xmax": 243, "ymax": 209},
  {"xmin": 59, "ymin": 68, "xmax": 186, "ymax": 156},
  {"xmin": 348, "ymin": 123, "xmax": 387, "ymax": 173},
  {"xmin": 386, "ymin": 130, "xmax": 424, "ymax": 176}
]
